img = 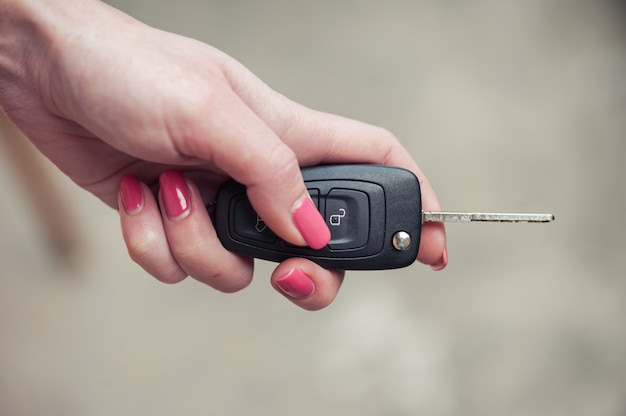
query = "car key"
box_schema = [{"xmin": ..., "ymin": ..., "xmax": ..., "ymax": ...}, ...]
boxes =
[{"xmin": 213, "ymin": 164, "xmax": 554, "ymax": 270}]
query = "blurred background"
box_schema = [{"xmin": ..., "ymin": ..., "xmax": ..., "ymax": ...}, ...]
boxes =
[{"xmin": 1, "ymin": 0, "xmax": 625, "ymax": 415}]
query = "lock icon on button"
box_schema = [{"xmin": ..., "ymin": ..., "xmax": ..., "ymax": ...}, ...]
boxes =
[
  {"xmin": 329, "ymin": 208, "xmax": 346, "ymax": 226},
  {"xmin": 325, "ymin": 189, "xmax": 369, "ymax": 250}
]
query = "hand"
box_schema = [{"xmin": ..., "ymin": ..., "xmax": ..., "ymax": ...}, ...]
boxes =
[{"xmin": 0, "ymin": 0, "xmax": 447, "ymax": 310}]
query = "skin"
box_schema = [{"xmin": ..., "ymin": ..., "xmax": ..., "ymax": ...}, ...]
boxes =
[{"xmin": 0, "ymin": 0, "xmax": 447, "ymax": 310}]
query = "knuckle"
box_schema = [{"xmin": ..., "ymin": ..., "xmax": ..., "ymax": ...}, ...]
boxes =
[
  {"xmin": 127, "ymin": 230, "xmax": 161, "ymax": 264},
  {"xmin": 171, "ymin": 239, "xmax": 204, "ymax": 262},
  {"xmin": 164, "ymin": 80, "xmax": 226, "ymax": 158},
  {"xmin": 127, "ymin": 232, "xmax": 187, "ymax": 284},
  {"xmin": 244, "ymin": 143, "xmax": 301, "ymax": 204},
  {"xmin": 171, "ymin": 242, "xmax": 253, "ymax": 293},
  {"xmin": 253, "ymin": 142, "xmax": 299, "ymax": 185}
]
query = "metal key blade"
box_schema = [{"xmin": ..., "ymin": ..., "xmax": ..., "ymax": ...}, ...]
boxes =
[{"xmin": 422, "ymin": 211, "xmax": 555, "ymax": 223}]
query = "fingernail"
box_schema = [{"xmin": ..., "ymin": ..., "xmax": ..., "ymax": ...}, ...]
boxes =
[
  {"xmin": 120, "ymin": 174, "xmax": 144, "ymax": 214},
  {"xmin": 160, "ymin": 170, "xmax": 190, "ymax": 220},
  {"xmin": 292, "ymin": 197, "xmax": 330, "ymax": 249},
  {"xmin": 275, "ymin": 268, "xmax": 315, "ymax": 300},
  {"xmin": 431, "ymin": 247, "xmax": 448, "ymax": 271}
]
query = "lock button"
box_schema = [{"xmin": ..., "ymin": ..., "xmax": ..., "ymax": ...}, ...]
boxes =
[{"xmin": 325, "ymin": 188, "xmax": 370, "ymax": 250}]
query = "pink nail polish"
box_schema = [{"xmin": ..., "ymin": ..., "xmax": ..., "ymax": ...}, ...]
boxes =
[
  {"xmin": 431, "ymin": 247, "xmax": 448, "ymax": 271},
  {"xmin": 292, "ymin": 197, "xmax": 330, "ymax": 249},
  {"xmin": 120, "ymin": 174, "xmax": 144, "ymax": 214},
  {"xmin": 159, "ymin": 170, "xmax": 190, "ymax": 220},
  {"xmin": 275, "ymin": 268, "xmax": 315, "ymax": 300}
]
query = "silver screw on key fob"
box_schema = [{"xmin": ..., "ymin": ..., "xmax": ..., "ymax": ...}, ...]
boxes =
[{"xmin": 213, "ymin": 164, "xmax": 554, "ymax": 270}]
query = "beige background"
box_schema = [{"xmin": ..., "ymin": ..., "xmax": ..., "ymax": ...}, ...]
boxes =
[{"xmin": 1, "ymin": 0, "xmax": 625, "ymax": 415}]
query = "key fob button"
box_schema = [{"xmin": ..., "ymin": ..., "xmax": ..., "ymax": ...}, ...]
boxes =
[
  {"xmin": 325, "ymin": 188, "xmax": 369, "ymax": 250},
  {"xmin": 233, "ymin": 198, "xmax": 277, "ymax": 243},
  {"xmin": 234, "ymin": 189, "xmax": 320, "ymax": 245}
]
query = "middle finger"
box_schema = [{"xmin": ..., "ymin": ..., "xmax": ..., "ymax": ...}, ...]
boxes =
[{"xmin": 158, "ymin": 169, "xmax": 254, "ymax": 293}]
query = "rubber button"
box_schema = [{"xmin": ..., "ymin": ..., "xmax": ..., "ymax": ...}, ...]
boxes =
[
  {"xmin": 325, "ymin": 189, "xmax": 369, "ymax": 250},
  {"xmin": 236, "ymin": 189, "xmax": 320, "ymax": 245},
  {"xmin": 234, "ymin": 198, "xmax": 277, "ymax": 243}
]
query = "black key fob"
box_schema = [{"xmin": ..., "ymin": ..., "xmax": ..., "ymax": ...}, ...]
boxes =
[{"xmin": 213, "ymin": 164, "xmax": 422, "ymax": 270}]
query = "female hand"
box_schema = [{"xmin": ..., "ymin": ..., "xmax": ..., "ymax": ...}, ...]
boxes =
[{"xmin": 0, "ymin": 0, "xmax": 447, "ymax": 309}]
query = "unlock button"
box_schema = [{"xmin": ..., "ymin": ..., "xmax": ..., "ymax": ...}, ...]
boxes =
[{"xmin": 325, "ymin": 189, "xmax": 370, "ymax": 250}]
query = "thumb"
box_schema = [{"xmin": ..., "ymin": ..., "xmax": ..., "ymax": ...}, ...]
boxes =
[
  {"xmin": 245, "ymin": 155, "xmax": 331, "ymax": 250},
  {"xmin": 182, "ymin": 88, "xmax": 330, "ymax": 249}
]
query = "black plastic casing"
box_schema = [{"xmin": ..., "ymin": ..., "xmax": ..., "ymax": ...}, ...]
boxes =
[{"xmin": 213, "ymin": 164, "xmax": 422, "ymax": 270}]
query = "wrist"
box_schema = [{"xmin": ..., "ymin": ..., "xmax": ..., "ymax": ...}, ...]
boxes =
[
  {"xmin": 0, "ymin": 0, "xmax": 136, "ymax": 115},
  {"xmin": 0, "ymin": 0, "xmax": 78, "ymax": 114},
  {"xmin": 0, "ymin": 0, "xmax": 41, "ymax": 103}
]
